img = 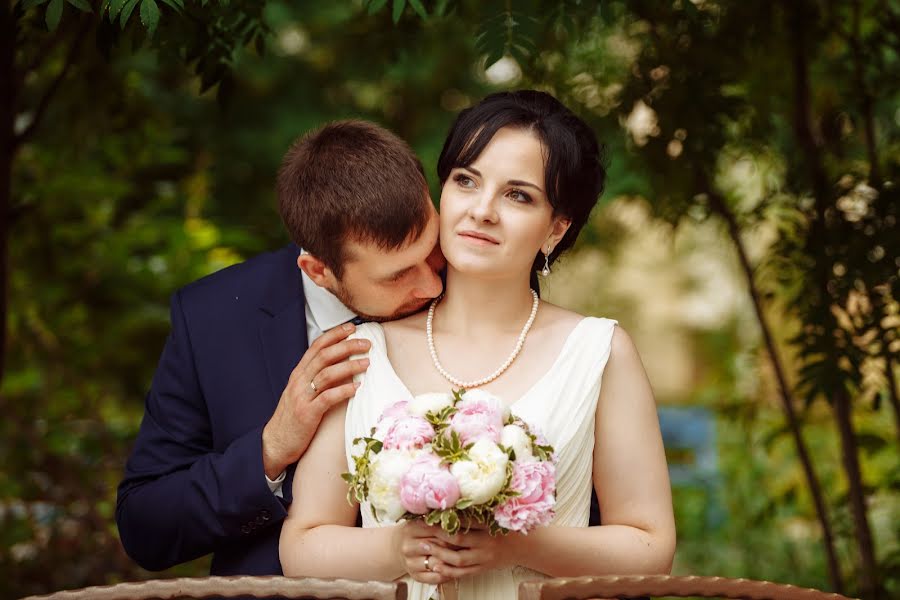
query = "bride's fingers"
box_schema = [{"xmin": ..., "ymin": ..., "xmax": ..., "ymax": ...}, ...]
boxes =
[
  {"xmin": 434, "ymin": 562, "xmax": 483, "ymax": 580},
  {"xmin": 425, "ymin": 544, "xmax": 478, "ymax": 569},
  {"xmin": 407, "ymin": 553, "xmax": 452, "ymax": 585}
]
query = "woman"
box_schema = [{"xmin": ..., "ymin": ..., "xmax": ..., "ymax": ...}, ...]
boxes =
[{"xmin": 279, "ymin": 90, "xmax": 675, "ymax": 598}]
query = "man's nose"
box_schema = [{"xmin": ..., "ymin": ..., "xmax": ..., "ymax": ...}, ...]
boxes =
[{"xmin": 412, "ymin": 264, "xmax": 444, "ymax": 298}]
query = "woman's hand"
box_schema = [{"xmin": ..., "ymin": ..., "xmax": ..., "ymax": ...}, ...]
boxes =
[
  {"xmin": 392, "ymin": 520, "xmax": 457, "ymax": 585},
  {"xmin": 426, "ymin": 525, "xmax": 524, "ymax": 579}
]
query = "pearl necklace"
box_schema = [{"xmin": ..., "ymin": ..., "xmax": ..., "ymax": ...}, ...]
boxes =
[{"xmin": 426, "ymin": 289, "xmax": 540, "ymax": 389}]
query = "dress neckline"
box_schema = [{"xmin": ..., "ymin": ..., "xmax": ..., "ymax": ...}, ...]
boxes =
[{"xmin": 370, "ymin": 316, "xmax": 596, "ymax": 409}]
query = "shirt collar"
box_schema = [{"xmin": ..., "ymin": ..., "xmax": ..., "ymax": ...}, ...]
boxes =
[{"xmin": 299, "ymin": 257, "xmax": 356, "ymax": 332}]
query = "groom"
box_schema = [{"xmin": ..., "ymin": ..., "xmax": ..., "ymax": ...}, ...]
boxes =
[{"xmin": 116, "ymin": 120, "xmax": 444, "ymax": 576}]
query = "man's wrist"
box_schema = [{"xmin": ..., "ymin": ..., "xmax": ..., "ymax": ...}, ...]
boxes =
[{"xmin": 261, "ymin": 425, "xmax": 290, "ymax": 480}]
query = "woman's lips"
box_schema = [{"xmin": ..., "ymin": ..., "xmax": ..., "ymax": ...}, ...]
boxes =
[{"xmin": 458, "ymin": 230, "xmax": 500, "ymax": 245}]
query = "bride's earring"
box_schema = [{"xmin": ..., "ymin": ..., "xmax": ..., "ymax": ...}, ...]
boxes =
[{"xmin": 540, "ymin": 246, "xmax": 552, "ymax": 277}]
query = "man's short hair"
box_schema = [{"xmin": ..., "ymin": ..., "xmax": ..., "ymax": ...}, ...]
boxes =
[{"xmin": 277, "ymin": 120, "xmax": 431, "ymax": 278}]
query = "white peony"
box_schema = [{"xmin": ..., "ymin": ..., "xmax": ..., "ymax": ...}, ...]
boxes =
[
  {"xmin": 368, "ymin": 449, "xmax": 416, "ymax": 522},
  {"xmin": 408, "ymin": 392, "xmax": 455, "ymax": 418},
  {"xmin": 450, "ymin": 439, "xmax": 509, "ymax": 505},
  {"xmin": 500, "ymin": 424, "xmax": 535, "ymax": 463},
  {"xmin": 460, "ymin": 389, "xmax": 512, "ymax": 422}
]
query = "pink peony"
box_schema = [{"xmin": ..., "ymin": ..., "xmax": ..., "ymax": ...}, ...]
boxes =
[
  {"xmin": 493, "ymin": 461, "xmax": 556, "ymax": 533},
  {"xmin": 382, "ymin": 415, "xmax": 435, "ymax": 450},
  {"xmin": 449, "ymin": 398, "xmax": 503, "ymax": 445},
  {"xmin": 374, "ymin": 401, "xmax": 410, "ymax": 439},
  {"xmin": 399, "ymin": 454, "xmax": 461, "ymax": 514}
]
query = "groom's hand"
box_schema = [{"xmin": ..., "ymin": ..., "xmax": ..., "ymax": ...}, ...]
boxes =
[{"xmin": 262, "ymin": 322, "xmax": 371, "ymax": 479}]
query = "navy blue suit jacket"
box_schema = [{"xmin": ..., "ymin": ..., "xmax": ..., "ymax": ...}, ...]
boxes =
[{"xmin": 116, "ymin": 244, "xmax": 307, "ymax": 575}]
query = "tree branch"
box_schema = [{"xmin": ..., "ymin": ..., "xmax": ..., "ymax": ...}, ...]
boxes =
[
  {"xmin": 14, "ymin": 13, "xmax": 82, "ymax": 91},
  {"xmin": 849, "ymin": 0, "xmax": 881, "ymax": 186},
  {"xmin": 13, "ymin": 18, "xmax": 91, "ymax": 149}
]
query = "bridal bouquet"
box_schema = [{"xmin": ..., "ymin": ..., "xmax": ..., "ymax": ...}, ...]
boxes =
[{"xmin": 344, "ymin": 389, "xmax": 556, "ymax": 535}]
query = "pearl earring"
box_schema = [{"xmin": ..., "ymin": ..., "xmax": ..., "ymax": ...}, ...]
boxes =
[{"xmin": 540, "ymin": 246, "xmax": 552, "ymax": 277}]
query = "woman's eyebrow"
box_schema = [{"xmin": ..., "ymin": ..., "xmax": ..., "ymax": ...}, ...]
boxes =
[
  {"xmin": 460, "ymin": 167, "xmax": 544, "ymax": 193},
  {"xmin": 508, "ymin": 179, "xmax": 543, "ymax": 192}
]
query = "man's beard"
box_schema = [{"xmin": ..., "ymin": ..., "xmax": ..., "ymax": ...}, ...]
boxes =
[{"xmin": 330, "ymin": 282, "xmax": 432, "ymax": 323}]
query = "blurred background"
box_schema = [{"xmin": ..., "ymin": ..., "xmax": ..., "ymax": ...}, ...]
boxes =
[{"xmin": 2, "ymin": 1, "xmax": 898, "ymax": 598}]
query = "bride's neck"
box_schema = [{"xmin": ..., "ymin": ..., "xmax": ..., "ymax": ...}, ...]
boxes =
[{"xmin": 433, "ymin": 270, "xmax": 537, "ymax": 338}]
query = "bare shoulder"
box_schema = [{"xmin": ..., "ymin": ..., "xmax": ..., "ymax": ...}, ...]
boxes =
[
  {"xmin": 380, "ymin": 310, "xmax": 428, "ymax": 346},
  {"xmin": 535, "ymin": 301, "xmax": 585, "ymax": 334}
]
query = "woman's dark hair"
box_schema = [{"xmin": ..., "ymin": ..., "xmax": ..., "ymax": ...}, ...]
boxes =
[{"xmin": 437, "ymin": 90, "xmax": 607, "ymax": 293}]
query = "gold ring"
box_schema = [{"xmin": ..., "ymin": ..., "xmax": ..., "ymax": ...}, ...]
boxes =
[
  {"xmin": 424, "ymin": 555, "xmax": 431, "ymax": 571},
  {"xmin": 309, "ymin": 380, "xmax": 318, "ymax": 394}
]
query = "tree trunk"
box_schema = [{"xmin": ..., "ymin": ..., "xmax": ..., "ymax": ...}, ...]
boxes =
[
  {"xmin": 0, "ymin": 2, "xmax": 15, "ymax": 389},
  {"xmin": 833, "ymin": 389, "xmax": 880, "ymax": 599},
  {"xmin": 884, "ymin": 356, "xmax": 900, "ymax": 445},
  {"xmin": 789, "ymin": 4, "xmax": 879, "ymax": 595},
  {"xmin": 708, "ymin": 191, "xmax": 845, "ymax": 593}
]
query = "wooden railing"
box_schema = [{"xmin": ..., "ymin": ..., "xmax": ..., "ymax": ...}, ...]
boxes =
[{"xmin": 19, "ymin": 575, "xmax": 858, "ymax": 600}]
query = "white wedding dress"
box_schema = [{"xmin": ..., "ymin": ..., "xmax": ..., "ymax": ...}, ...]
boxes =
[{"xmin": 345, "ymin": 317, "xmax": 618, "ymax": 599}]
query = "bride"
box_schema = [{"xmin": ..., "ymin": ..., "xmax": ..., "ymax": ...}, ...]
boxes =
[{"xmin": 279, "ymin": 90, "xmax": 675, "ymax": 598}]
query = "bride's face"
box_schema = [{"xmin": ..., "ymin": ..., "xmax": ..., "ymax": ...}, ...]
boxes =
[{"xmin": 438, "ymin": 127, "xmax": 570, "ymax": 281}]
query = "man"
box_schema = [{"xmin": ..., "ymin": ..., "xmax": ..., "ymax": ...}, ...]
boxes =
[{"xmin": 116, "ymin": 120, "xmax": 444, "ymax": 576}]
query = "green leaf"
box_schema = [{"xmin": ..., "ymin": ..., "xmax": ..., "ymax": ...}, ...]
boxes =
[
  {"xmin": 159, "ymin": 0, "xmax": 183, "ymax": 9},
  {"xmin": 21, "ymin": 0, "xmax": 50, "ymax": 10},
  {"xmin": 119, "ymin": 0, "xmax": 139, "ymax": 27},
  {"xmin": 66, "ymin": 0, "xmax": 92, "ymax": 12},
  {"xmin": 434, "ymin": 0, "xmax": 450, "ymax": 17},
  {"xmin": 107, "ymin": 0, "xmax": 127, "ymax": 19},
  {"xmin": 45, "ymin": 0, "xmax": 63, "ymax": 30},
  {"xmin": 140, "ymin": 0, "xmax": 160, "ymax": 35},
  {"xmin": 440, "ymin": 510, "xmax": 460, "ymax": 534},
  {"xmin": 367, "ymin": 0, "xmax": 388, "ymax": 14},
  {"xmin": 407, "ymin": 0, "xmax": 427, "ymax": 19},
  {"xmin": 391, "ymin": 0, "xmax": 404, "ymax": 23}
]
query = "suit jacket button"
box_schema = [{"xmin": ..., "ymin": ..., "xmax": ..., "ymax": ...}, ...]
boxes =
[
  {"xmin": 260, "ymin": 510, "xmax": 271, "ymax": 521},
  {"xmin": 241, "ymin": 524, "xmax": 251, "ymax": 534}
]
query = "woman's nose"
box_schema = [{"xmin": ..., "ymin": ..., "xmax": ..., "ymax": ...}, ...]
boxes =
[{"xmin": 468, "ymin": 192, "xmax": 499, "ymax": 223}]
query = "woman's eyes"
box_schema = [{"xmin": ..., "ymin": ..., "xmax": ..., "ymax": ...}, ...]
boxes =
[
  {"xmin": 508, "ymin": 189, "xmax": 532, "ymax": 203},
  {"xmin": 453, "ymin": 173, "xmax": 475, "ymax": 188},
  {"xmin": 452, "ymin": 172, "xmax": 533, "ymax": 204}
]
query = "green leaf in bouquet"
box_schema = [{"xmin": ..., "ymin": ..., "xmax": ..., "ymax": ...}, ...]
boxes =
[
  {"xmin": 533, "ymin": 443, "xmax": 554, "ymax": 462},
  {"xmin": 441, "ymin": 510, "xmax": 460, "ymax": 534},
  {"xmin": 424, "ymin": 510, "xmax": 443, "ymax": 526},
  {"xmin": 455, "ymin": 498, "xmax": 474, "ymax": 510},
  {"xmin": 452, "ymin": 388, "xmax": 467, "ymax": 402}
]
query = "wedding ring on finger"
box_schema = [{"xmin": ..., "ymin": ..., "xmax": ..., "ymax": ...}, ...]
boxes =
[
  {"xmin": 424, "ymin": 555, "xmax": 431, "ymax": 571},
  {"xmin": 309, "ymin": 379, "xmax": 319, "ymax": 394}
]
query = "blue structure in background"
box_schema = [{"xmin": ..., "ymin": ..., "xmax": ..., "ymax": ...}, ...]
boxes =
[{"xmin": 658, "ymin": 406, "xmax": 726, "ymax": 528}]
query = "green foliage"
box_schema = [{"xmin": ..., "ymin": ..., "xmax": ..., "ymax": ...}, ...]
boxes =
[{"xmin": 4, "ymin": 0, "xmax": 899, "ymax": 597}]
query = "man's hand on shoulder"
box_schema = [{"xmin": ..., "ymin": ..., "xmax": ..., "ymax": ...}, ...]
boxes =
[{"xmin": 262, "ymin": 323, "xmax": 371, "ymax": 479}]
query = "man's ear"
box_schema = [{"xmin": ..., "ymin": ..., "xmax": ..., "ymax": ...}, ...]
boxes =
[
  {"xmin": 297, "ymin": 253, "xmax": 336, "ymax": 288},
  {"xmin": 549, "ymin": 217, "xmax": 571, "ymax": 250}
]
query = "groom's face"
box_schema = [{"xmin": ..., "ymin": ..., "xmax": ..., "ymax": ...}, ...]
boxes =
[{"xmin": 330, "ymin": 206, "xmax": 444, "ymax": 321}]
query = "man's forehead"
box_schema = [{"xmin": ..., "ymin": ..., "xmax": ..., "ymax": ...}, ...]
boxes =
[{"xmin": 344, "ymin": 215, "xmax": 437, "ymax": 272}]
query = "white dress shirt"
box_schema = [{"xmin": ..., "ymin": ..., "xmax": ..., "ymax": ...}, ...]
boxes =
[{"xmin": 266, "ymin": 259, "xmax": 355, "ymax": 497}]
